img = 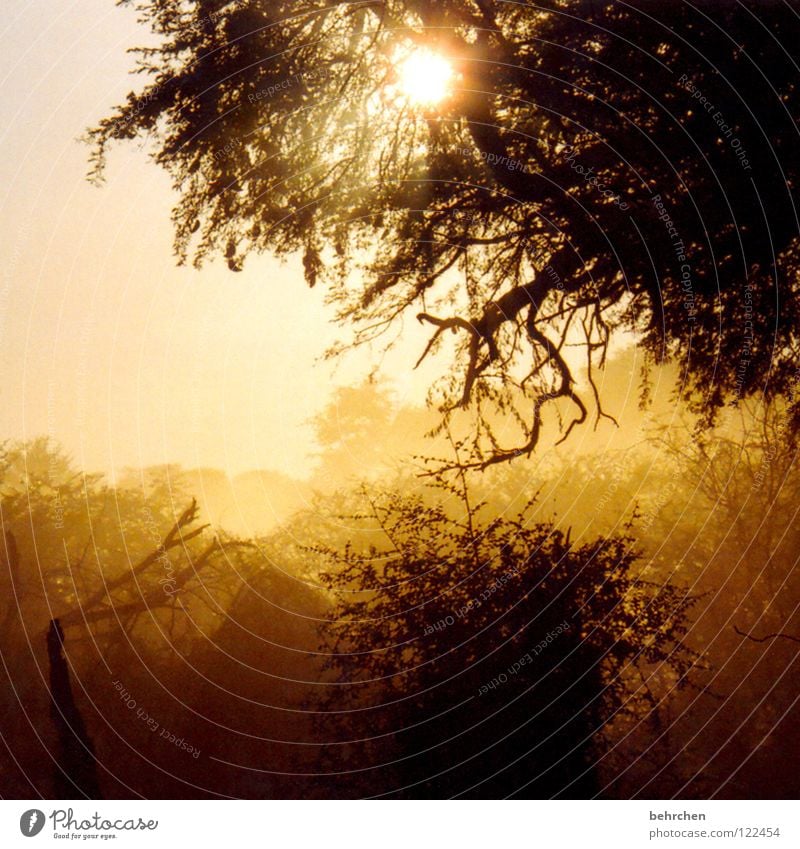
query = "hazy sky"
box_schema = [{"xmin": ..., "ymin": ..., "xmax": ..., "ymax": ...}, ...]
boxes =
[
  {"xmin": 0, "ymin": 1, "xmax": 671, "ymax": 488},
  {"xmin": 0, "ymin": 0, "xmax": 441, "ymax": 480}
]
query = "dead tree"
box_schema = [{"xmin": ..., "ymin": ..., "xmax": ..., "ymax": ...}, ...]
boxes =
[
  {"xmin": 46, "ymin": 618, "xmax": 101, "ymax": 798},
  {"xmin": 43, "ymin": 499, "xmax": 250, "ymax": 796}
]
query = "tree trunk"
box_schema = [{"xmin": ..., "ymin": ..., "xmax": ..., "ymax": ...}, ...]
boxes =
[{"xmin": 46, "ymin": 619, "xmax": 101, "ymax": 799}]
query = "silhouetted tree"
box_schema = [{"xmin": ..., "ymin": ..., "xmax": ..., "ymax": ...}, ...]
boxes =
[
  {"xmin": 313, "ymin": 466, "xmax": 698, "ymax": 797},
  {"xmin": 88, "ymin": 1, "xmax": 800, "ymax": 465},
  {"xmin": 46, "ymin": 619, "xmax": 102, "ymax": 799}
]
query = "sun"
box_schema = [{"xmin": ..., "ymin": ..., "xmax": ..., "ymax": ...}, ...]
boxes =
[{"xmin": 397, "ymin": 49, "xmax": 454, "ymax": 106}]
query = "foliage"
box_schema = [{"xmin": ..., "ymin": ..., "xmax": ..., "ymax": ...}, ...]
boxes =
[
  {"xmin": 88, "ymin": 1, "xmax": 800, "ymax": 466},
  {"xmin": 312, "ymin": 468, "xmax": 698, "ymax": 797},
  {"xmin": 0, "ymin": 439, "xmax": 263, "ymax": 797},
  {"xmin": 5, "ymin": 430, "xmax": 798, "ymax": 797},
  {"xmin": 0, "ymin": 439, "xmax": 246, "ymax": 648},
  {"xmin": 508, "ymin": 401, "xmax": 800, "ymax": 796}
]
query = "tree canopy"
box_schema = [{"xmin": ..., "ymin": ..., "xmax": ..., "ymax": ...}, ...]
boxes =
[{"xmin": 89, "ymin": 0, "xmax": 800, "ymax": 466}]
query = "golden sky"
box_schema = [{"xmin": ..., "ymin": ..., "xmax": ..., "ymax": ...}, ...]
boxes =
[
  {"xmin": 0, "ymin": 0, "xmax": 440, "ymax": 480},
  {"xmin": 0, "ymin": 1, "xmax": 670, "ymax": 486}
]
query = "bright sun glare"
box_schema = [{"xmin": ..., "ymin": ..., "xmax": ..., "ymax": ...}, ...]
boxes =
[{"xmin": 398, "ymin": 49, "xmax": 454, "ymax": 106}]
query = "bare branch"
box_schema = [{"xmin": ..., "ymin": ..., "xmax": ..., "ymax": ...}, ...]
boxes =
[
  {"xmin": 734, "ymin": 625, "xmax": 800, "ymax": 645},
  {"xmin": 58, "ymin": 500, "xmax": 212, "ymax": 628}
]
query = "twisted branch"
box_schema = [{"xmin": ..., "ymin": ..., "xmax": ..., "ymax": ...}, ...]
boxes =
[
  {"xmin": 415, "ymin": 255, "xmax": 598, "ymax": 467},
  {"xmin": 734, "ymin": 625, "xmax": 800, "ymax": 645}
]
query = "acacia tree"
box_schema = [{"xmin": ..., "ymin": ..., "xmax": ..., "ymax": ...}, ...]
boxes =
[{"xmin": 89, "ymin": 1, "xmax": 800, "ymax": 465}]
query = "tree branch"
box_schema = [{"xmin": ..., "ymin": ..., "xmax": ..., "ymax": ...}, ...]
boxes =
[
  {"xmin": 57, "ymin": 500, "xmax": 211, "ymax": 629},
  {"xmin": 734, "ymin": 625, "xmax": 800, "ymax": 645}
]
